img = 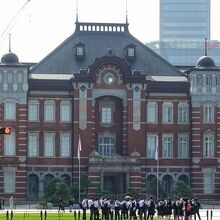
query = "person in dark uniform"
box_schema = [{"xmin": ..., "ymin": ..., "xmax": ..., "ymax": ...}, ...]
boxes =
[
  {"xmin": 58, "ymin": 196, "xmax": 65, "ymax": 212},
  {"xmin": 146, "ymin": 197, "xmax": 155, "ymax": 220},
  {"xmin": 193, "ymin": 198, "xmax": 201, "ymax": 220}
]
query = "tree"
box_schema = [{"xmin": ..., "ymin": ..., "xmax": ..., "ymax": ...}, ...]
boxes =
[
  {"xmin": 43, "ymin": 178, "xmax": 72, "ymax": 204},
  {"xmin": 145, "ymin": 177, "xmax": 166, "ymax": 198},
  {"xmin": 172, "ymin": 180, "xmax": 194, "ymax": 198}
]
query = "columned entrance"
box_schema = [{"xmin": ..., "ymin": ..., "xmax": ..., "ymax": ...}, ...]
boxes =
[{"xmin": 103, "ymin": 172, "xmax": 126, "ymax": 194}]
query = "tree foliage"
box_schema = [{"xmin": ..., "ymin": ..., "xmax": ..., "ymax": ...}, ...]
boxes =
[
  {"xmin": 172, "ymin": 180, "xmax": 194, "ymax": 198},
  {"xmin": 43, "ymin": 178, "xmax": 72, "ymax": 204},
  {"xmin": 145, "ymin": 177, "xmax": 166, "ymax": 198}
]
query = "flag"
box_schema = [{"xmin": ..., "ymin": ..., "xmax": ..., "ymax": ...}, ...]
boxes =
[
  {"xmin": 77, "ymin": 135, "xmax": 81, "ymax": 160},
  {"xmin": 155, "ymin": 137, "xmax": 159, "ymax": 160}
]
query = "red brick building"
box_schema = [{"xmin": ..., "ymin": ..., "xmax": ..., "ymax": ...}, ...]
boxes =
[{"xmin": 0, "ymin": 21, "xmax": 219, "ymax": 201}]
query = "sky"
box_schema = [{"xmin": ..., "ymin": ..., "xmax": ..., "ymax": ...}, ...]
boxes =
[{"xmin": 0, "ymin": 0, "xmax": 220, "ymax": 63}]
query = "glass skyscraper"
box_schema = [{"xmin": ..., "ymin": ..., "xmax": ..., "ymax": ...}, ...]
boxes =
[{"xmin": 160, "ymin": 0, "xmax": 210, "ymax": 40}]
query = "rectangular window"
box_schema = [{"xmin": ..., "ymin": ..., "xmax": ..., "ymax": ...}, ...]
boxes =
[
  {"xmin": 162, "ymin": 134, "xmax": 172, "ymax": 158},
  {"xmin": 44, "ymin": 102, "xmax": 55, "ymax": 122},
  {"xmin": 28, "ymin": 133, "xmax": 39, "ymax": 156},
  {"xmin": 60, "ymin": 102, "xmax": 71, "ymax": 122},
  {"xmin": 98, "ymin": 136, "xmax": 115, "ymax": 156},
  {"xmin": 178, "ymin": 134, "xmax": 188, "ymax": 158},
  {"xmin": 204, "ymin": 169, "xmax": 214, "ymax": 194},
  {"xmin": 127, "ymin": 48, "xmax": 135, "ymax": 57},
  {"xmin": 178, "ymin": 105, "xmax": 188, "ymax": 123},
  {"xmin": 60, "ymin": 133, "xmax": 71, "ymax": 157},
  {"xmin": 28, "ymin": 102, "xmax": 39, "ymax": 121},
  {"xmin": 147, "ymin": 135, "xmax": 157, "ymax": 158},
  {"xmin": 101, "ymin": 107, "xmax": 112, "ymax": 124},
  {"xmin": 76, "ymin": 46, "xmax": 84, "ymax": 56},
  {"xmin": 147, "ymin": 103, "xmax": 157, "ymax": 123},
  {"xmin": 163, "ymin": 105, "xmax": 173, "ymax": 123},
  {"xmin": 203, "ymin": 105, "xmax": 214, "ymax": 123},
  {"xmin": 4, "ymin": 102, "xmax": 16, "ymax": 120},
  {"xmin": 4, "ymin": 132, "xmax": 15, "ymax": 156},
  {"xmin": 4, "ymin": 169, "xmax": 15, "ymax": 193},
  {"xmin": 44, "ymin": 133, "xmax": 55, "ymax": 157},
  {"xmin": 204, "ymin": 133, "xmax": 213, "ymax": 157}
]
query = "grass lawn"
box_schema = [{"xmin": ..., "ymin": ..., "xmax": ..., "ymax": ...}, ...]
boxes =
[{"xmin": 0, "ymin": 211, "xmax": 161, "ymax": 220}]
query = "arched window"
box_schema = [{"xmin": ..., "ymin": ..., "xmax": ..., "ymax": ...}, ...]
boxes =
[
  {"xmin": 27, "ymin": 174, "xmax": 39, "ymax": 200},
  {"xmin": 162, "ymin": 102, "xmax": 173, "ymax": 123},
  {"xmin": 61, "ymin": 174, "xmax": 71, "ymax": 186},
  {"xmin": 178, "ymin": 175, "xmax": 189, "ymax": 185},
  {"xmin": 203, "ymin": 131, "xmax": 214, "ymax": 157},
  {"xmin": 44, "ymin": 100, "xmax": 55, "ymax": 122},
  {"xmin": 147, "ymin": 102, "xmax": 157, "ymax": 123},
  {"xmin": 162, "ymin": 175, "xmax": 173, "ymax": 195},
  {"xmin": 28, "ymin": 100, "xmax": 39, "ymax": 121},
  {"xmin": 43, "ymin": 174, "xmax": 54, "ymax": 192},
  {"xmin": 60, "ymin": 101, "xmax": 71, "ymax": 122},
  {"xmin": 178, "ymin": 102, "xmax": 189, "ymax": 123}
]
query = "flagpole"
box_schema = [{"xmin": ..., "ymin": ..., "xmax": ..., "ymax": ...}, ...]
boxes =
[
  {"xmin": 155, "ymin": 135, "xmax": 159, "ymax": 201},
  {"xmin": 78, "ymin": 135, "xmax": 81, "ymax": 203}
]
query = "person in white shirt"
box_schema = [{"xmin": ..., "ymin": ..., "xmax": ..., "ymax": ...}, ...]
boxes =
[
  {"xmin": 93, "ymin": 198, "xmax": 100, "ymax": 220},
  {"xmin": 81, "ymin": 196, "xmax": 88, "ymax": 220},
  {"xmin": 88, "ymin": 197, "xmax": 94, "ymax": 220},
  {"xmin": 113, "ymin": 197, "xmax": 121, "ymax": 220}
]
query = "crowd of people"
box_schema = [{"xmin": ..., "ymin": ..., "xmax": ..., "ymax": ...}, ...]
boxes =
[{"xmin": 79, "ymin": 196, "xmax": 201, "ymax": 220}]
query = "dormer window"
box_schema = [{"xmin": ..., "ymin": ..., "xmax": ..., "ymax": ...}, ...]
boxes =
[
  {"xmin": 75, "ymin": 42, "xmax": 85, "ymax": 60},
  {"xmin": 125, "ymin": 44, "xmax": 136, "ymax": 61}
]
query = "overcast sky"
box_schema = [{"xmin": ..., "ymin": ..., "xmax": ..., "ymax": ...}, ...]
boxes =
[{"xmin": 0, "ymin": 0, "xmax": 220, "ymax": 63}]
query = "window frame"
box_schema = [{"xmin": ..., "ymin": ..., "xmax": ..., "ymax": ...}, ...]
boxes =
[
  {"xmin": 4, "ymin": 101, "xmax": 16, "ymax": 120},
  {"xmin": 178, "ymin": 102, "xmax": 189, "ymax": 124},
  {"xmin": 60, "ymin": 132, "xmax": 71, "ymax": 157},
  {"xmin": 28, "ymin": 100, "xmax": 39, "ymax": 122},
  {"xmin": 44, "ymin": 132, "xmax": 55, "ymax": 157},
  {"xmin": 203, "ymin": 104, "xmax": 214, "ymax": 123},
  {"xmin": 28, "ymin": 132, "xmax": 39, "ymax": 157},
  {"xmin": 162, "ymin": 102, "xmax": 173, "ymax": 123},
  {"xmin": 147, "ymin": 102, "xmax": 157, "ymax": 123},
  {"xmin": 178, "ymin": 133, "xmax": 189, "ymax": 158},
  {"xmin": 44, "ymin": 100, "xmax": 55, "ymax": 122},
  {"xmin": 203, "ymin": 131, "xmax": 214, "ymax": 158},
  {"xmin": 98, "ymin": 134, "xmax": 116, "ymax": 156},
  {"xmin": 162, "ymin": 134, "xmax": 173, "ymax": 158},
  {"xmin": 60, "ymin": 101, "xmax": 72, "ymax": 122}
]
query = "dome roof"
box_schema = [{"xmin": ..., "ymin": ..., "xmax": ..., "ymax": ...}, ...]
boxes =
[
  {"xmin": 1, "ymin": 52, "xmax": 19, "ymax": 64},
  {"xmin": 196, "ymin": 56, "xmax": 216, "ymax": 68}
]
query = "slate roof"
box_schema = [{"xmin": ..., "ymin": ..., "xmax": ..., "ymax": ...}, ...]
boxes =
[{"xmin": 30, "ymin": 22, "xmax": 184, "ymax": 78}]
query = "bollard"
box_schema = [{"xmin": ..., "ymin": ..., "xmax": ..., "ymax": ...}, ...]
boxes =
[
  {"xmin": 78, "ymin": 210, "xmax": 81, "ymax": 220},
  {"xmin": 40, "ymin": 210, "xmax": 43, "ymax": 220},
  {"xmin": 206, "ymin": 210, "xmax": 209, "ymax": 220},
  {"xmin": 211, "ymin": 210, "xmax": 213, "ymax": 220},
  {"xmin": 6, "ymin": 210, "xmax": 9, "ymax": 220},
  {"xmin": 74, "ymin": 210, "xmax": 77, "ymax": 220},
  {"xmin": 10, "ymin": 210, "xmax": 13, "ymax": 220},
  {"xmin": 44, "ymin": 210, "xmax": 47, "ymax": 220}
]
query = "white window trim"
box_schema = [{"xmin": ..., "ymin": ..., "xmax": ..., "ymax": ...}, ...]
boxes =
[
  {"xmin": 60, "ymin": 132, "xmax": 71, "ymax": 157},
  {"xmin": 28, "ymin": 100, "xmax": 39, "ymax": 122},
  {"xmin": 44, "ymin": 132, "xmax": 55, "ymax": 157},
  {"xmin": 28, "ymin": 132, "xmax": 39, "ymax": 157},
  {"xmin": 146, "ymin": 133, "xmax": 158, "ymax": 158},
  {"xmin": 147, "ymin": 102, "xmax": 158, "ymax": 124},
  {"xmin": 162, "ymin": 133, "xmax": 173, "ymax": 158},
  {"xmin": 178, "ymin": 102, "xmax": 189, "ymax": 124},
  {"xmin": 178, "ymin": 133, "xmax": 189, "ymax": 158},
  {"xmin": 162, "ymin": 102, "xmax": 173, "ymax": 124},
  {"xmin": 60, "ymin": 101, "xmax": 72, "ymax": 122},
  {"xmin": 203, "ymin": 104, "xmax": 214, "ymax": 124},
  {"xmin": 4, "ymin": 101, "xmax": 16, "ymax": 120},
  {"xmin": 203, "ymin": 131, "xmax": 214, "ymax": 158},
  {"xmin": 44, "ymin": 100, "xmax": 55, "ymax": 122}
]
